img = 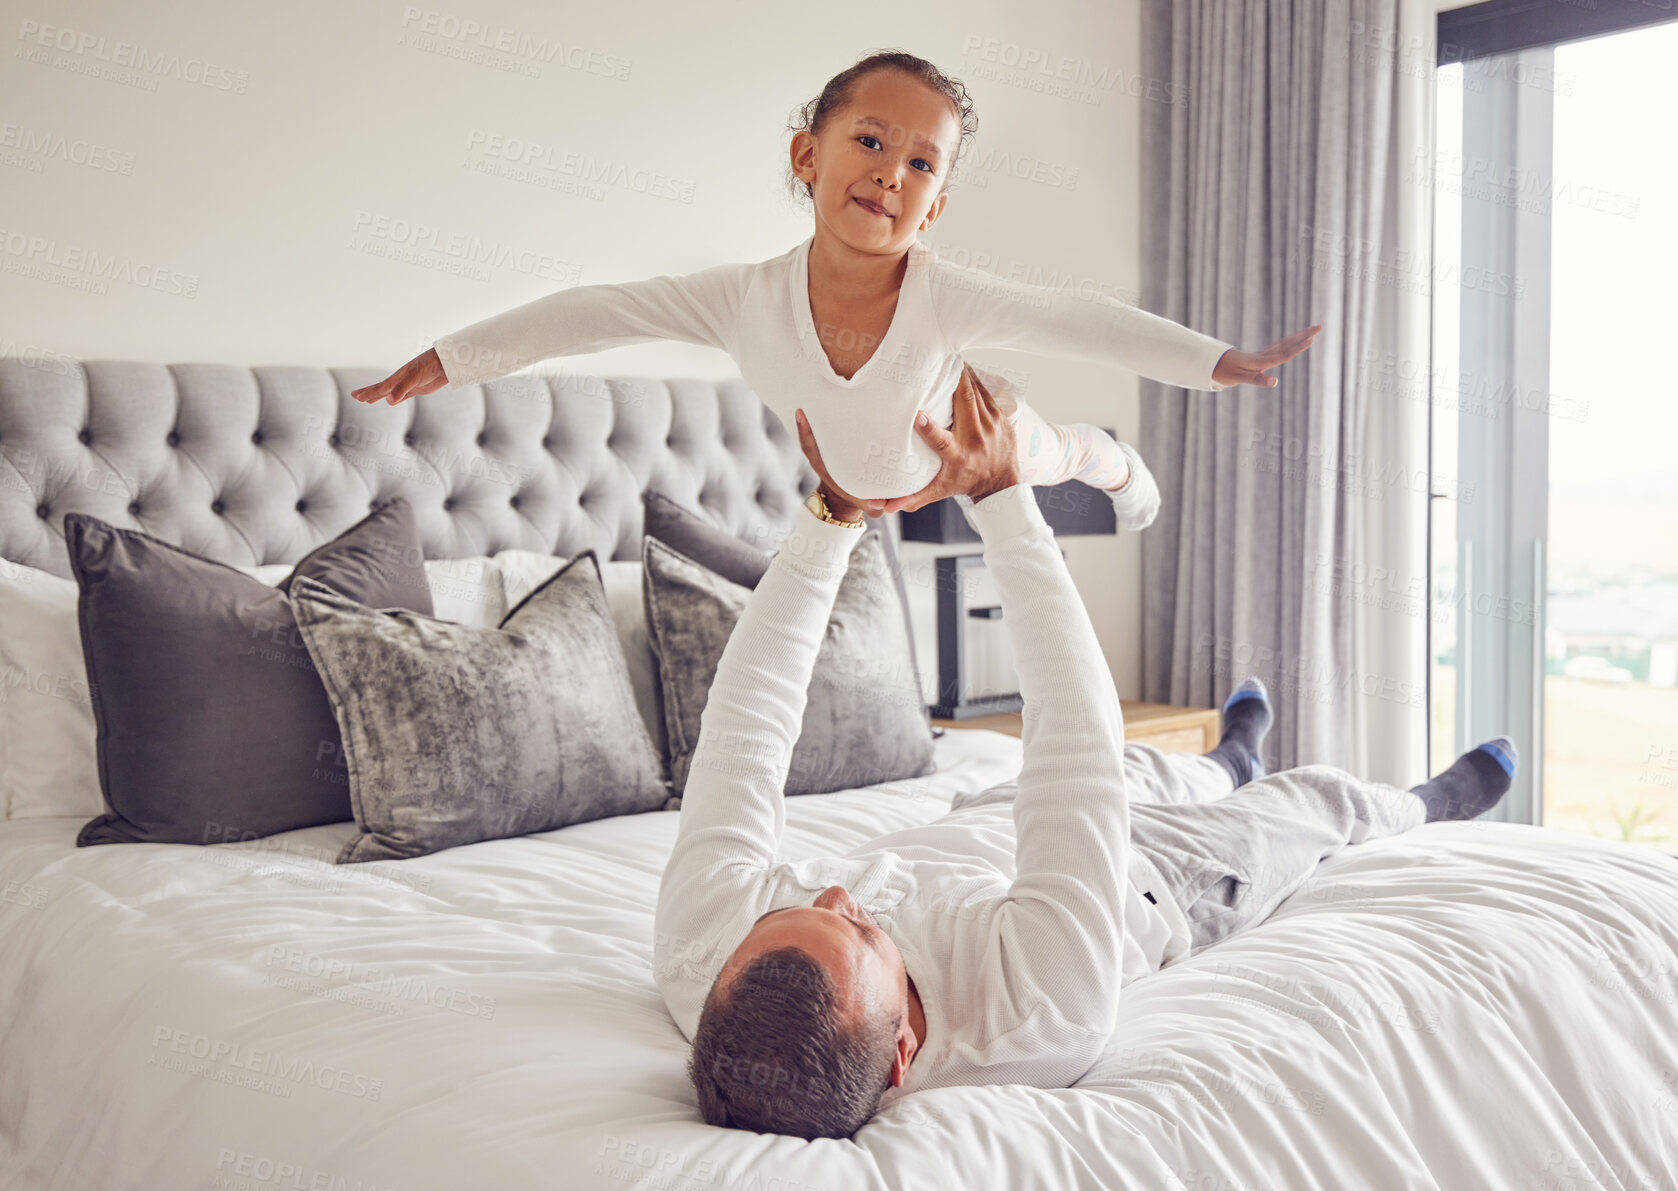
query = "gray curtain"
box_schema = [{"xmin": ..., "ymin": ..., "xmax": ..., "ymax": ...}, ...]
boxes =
[{"xmin": 1139, "ymin": 0, "xmax": 1433, "ymax": 783}]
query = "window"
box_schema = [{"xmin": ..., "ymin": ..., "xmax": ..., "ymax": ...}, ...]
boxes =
[{"xmin": 1429, "ymin": 8, "xmax": 1678, "ymax": 847}]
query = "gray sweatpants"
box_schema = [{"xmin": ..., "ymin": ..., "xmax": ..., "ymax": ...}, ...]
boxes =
[{"xmin": 951, "ymin": 742, "xmax": 1427, "ymax": 954}]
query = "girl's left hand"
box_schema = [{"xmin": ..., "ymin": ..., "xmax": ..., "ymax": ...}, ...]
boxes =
[{"xmin": 1211, "ymin": 324, "xmax": 1322, "ymax": 389}]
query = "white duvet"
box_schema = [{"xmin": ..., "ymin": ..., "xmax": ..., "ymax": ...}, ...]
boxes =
[{"xmin": 2, "ymin": 728, "xmax": 1677, "ymax": 1191}]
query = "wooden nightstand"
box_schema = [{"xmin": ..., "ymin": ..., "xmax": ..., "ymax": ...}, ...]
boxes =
[{"xmin": 931, "ymin": 701, "xmax": 1220, "ymax": 754}]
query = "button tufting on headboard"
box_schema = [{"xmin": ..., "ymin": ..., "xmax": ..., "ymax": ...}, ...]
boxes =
[{"xmin": 0, "ymin": 360, "xmax": 836, "ymax": 579}]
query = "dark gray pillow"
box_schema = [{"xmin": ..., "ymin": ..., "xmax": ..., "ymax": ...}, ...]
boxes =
[
  {"xmin": 642, "ymin": 489, "xmax": 778, "ymax": 589},
  {"xmin": 66, "ymin": 499, "xmax": 434, "ymax": 847},
  {"xmin": 641, "ymin": 489, "xmax": 926, "ymax": 716},
  {"xmin": 290, "ymin": 550, "xmax": 668, "ymax": 864},
  {"xmin": 643, "ymin": 529, "xmax": 934, "ymax": 800}
]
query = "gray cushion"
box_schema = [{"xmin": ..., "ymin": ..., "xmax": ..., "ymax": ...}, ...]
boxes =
[
  {"xmin": 290, "ymin": 551, "xmax": 668, "ymax": 864},
  {"xmin": 643, "ymin": 489, "xmax": 774, "ymax": 590},
  {"xmin": 643, "ymin": 529, "xmax": 934, "ymax": 800},
  {"xmin": 641, "ymin": 490, "xmax": 926, "ymax": 721},
  {"xmin": 67, "ymin": 498, "xmax": 434, "ymax": 846}
]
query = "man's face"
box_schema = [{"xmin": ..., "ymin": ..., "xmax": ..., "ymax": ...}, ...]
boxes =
[
  {"xmin": 790, "ymin": 70, "xmax": 960, "ymax": 256},
  {"xmin": 719, "ymin": 884, "xmax": 908, "ymax": 1026}
]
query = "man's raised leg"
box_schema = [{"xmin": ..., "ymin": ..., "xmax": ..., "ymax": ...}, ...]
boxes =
[
  {"xmin": 1129, "ymin": 676, "xmax": 1276, "ymax": 805},
  {"xmin": 1203, "ymin": 678, "xmax": 1274, "ymax": 788},
  {"xmin": 1132, "ymin": 740, "xmax": 1517, "ymax": 953},
  {"xmin": 996, "ymin": 680, "xmax": 1274, "ymax": 809},
  {"xmin": 1123, "ymin": 744, "xmax": 1233, "ymax": 806}
]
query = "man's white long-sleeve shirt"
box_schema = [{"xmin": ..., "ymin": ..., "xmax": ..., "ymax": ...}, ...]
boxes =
[
  {"xmin": 652, "ymin": 485, "xmax": 1192, "ymax": 1106},
  {"xmin": 433, "ymin": 235, "xmax": 1232, "ymax": 501}
]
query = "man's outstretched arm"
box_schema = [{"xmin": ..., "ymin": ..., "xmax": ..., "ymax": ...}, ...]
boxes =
[
  {"xmin": 961, "ymin": 482, "xmax": 1133, "ymax": 1044},
  {"xmin": 652, "ymin": 410, "xmax": 877, "ymax": 1035},
  {"xmin": 887, "ymin": 373, "xmax": 1134, "ymax": 1009},
  {"xmin": 656, "ymin": 506, "xmax": 864, "ymax": 893},
  {"xmin": 652, "ymin": 501, "xmax": 862, "ymax": 1027}
]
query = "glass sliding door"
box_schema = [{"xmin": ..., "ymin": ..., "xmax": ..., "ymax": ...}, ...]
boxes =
[{"xmin": 1429, "ymin": 14, "xmax": 1678, "ymax": 846}]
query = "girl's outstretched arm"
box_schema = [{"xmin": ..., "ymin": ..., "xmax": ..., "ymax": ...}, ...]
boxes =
[
  {"xmin": 926, "ymin": 256, "xmax": 1317, "ymax": 392},
  {"xmin": 353, "ymin": 261, "xmax": 749, "ymax": 405}
]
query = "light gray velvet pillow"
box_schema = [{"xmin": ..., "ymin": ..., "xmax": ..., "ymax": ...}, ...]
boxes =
[
  {"xmin": 290, "ymin": 551, "xmax": 668, "ymax": 863},
  {"xmin": 643, "ymin": 529, "xmax": 934, "ymax": 801}
]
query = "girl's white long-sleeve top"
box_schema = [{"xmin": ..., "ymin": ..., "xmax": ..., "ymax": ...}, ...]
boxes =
[
  {"xmin": 652, "ymin": 484, "xmax": 1192, "ymax": 1106},
  {"xmin": 433, "ymin": 234, "xmax": 1233, "ymax": 501}
]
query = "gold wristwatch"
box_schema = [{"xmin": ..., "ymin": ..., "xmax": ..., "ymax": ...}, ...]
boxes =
[{"xmin": 804, "ymin": 487, "xmax": 866, "ymax": 529}]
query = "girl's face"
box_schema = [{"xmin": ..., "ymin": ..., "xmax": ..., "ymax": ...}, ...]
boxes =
[{"xmin": 791, "ymin": 70, "xmax": 960, "ymax": 257}]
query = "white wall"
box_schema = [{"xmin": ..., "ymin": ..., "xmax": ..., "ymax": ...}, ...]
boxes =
[{"xmin": 2, "ymin": 0, "xmax": 1180, "ymax": 701}]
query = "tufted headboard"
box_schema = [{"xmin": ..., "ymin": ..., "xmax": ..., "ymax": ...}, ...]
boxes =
[{"xmin": 0, "ymin": 359, "xmax": 842, "ymax": 578}]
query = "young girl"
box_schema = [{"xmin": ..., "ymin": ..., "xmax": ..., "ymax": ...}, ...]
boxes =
[{"xmin": 353, "ymin": 50, "xmax": 1319, "ymax": 527}]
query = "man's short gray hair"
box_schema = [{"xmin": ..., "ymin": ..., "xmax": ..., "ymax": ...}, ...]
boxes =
[{"xmin": 688, "ymin": 946, "xmax": 900, "ymax": 1139}]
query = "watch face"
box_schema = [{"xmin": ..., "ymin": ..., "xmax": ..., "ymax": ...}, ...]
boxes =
[{"xmin": 805, "ymin": 489, "xmax": 858, "ymax": 526}]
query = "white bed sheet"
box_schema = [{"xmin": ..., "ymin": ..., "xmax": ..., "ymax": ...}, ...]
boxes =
[{"xmin": 2, "ymin": 727, "xmax": 1676, "ymax": 1191}]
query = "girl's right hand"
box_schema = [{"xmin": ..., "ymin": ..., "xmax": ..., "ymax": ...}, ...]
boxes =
[{"xmin": 350, "ymin": 348, "xmax": 450, "ymax": 406}]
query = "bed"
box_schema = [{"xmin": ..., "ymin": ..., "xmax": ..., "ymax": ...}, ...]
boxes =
[{"xmin": 3, "ymin": 358, "xmax": 1677, "ymax": 1190}]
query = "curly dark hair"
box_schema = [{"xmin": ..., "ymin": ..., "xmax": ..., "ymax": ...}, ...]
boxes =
[
  {"xmin": 785, "ymin": 49, "xmax": 979, "ymax": 209},
  {"xmin": 687, "ymin": 946, "xmax": 901, "ymax": 1139}
]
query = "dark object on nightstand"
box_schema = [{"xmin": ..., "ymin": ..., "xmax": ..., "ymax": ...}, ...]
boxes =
[
  {"xmin": 898, "ymin": 469, "xmax": 1119, "ymax": 544},
  {"xmin": 907, "ymin": 451, "xmax": 1119, "ymax": 719}
]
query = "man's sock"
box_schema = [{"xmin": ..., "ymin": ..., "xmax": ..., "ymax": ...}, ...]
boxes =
[
  {"xmin": 1204, "ymin": 677, "xmax": 1273, "ymax": 788},
  {"xmin": 1409, "ymin": 737, "xmax": 1518, "ymax": 822}
]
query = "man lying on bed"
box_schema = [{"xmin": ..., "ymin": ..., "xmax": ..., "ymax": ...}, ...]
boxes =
[{"xmin": 652, "ymin": 364, "xmax": 1519, "ymax": 1141}]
